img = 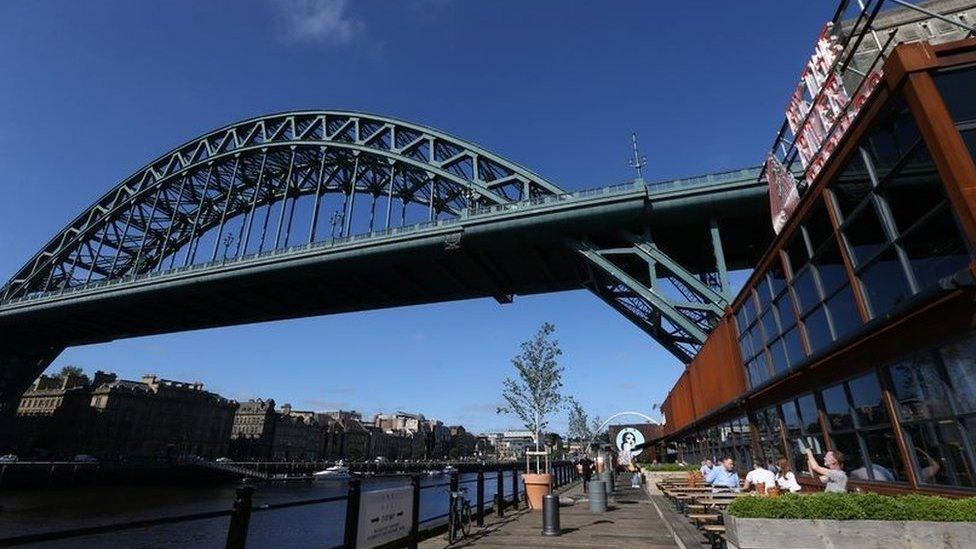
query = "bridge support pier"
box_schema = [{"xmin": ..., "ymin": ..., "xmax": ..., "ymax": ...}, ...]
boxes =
[{"xmin": 0, "ymin": 343, "xmax": 63, "ymax": 451}]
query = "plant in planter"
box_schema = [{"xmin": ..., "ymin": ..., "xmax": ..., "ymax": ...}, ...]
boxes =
[
  {"xmin": 497, "ymin": 322, "xmax": 564, "ymax": 510},
  {"xmin": 724, "ymin": 493, "xmax": 976, "ymax": 549}
]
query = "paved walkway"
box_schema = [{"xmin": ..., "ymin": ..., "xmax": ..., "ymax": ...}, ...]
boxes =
[{"xmin": 419, "ymin": 476, "xmax": 680, "ymax": 549}]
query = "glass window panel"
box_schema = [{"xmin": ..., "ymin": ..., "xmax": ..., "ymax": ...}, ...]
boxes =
[
  {"xmin": 880, "ymin": 144, "xmax": 946, "ymax": 234},
  {"xmin": 804, "ymin": 201, "xmax": 835, "ymax": 252},
  {"xmin": 761, "ymin": 308, "xmax": 779, "ymax": 343},
  {"xmin": 756, "ymin": 276, "xmax": 773, "ymax": 313},
  {"xmin": 859, "ymin": 248, "xmax": 912, "ymax": 318},
  {"xmin": 798, "ymin": 394, "xmax": 820, "ymax": 434},
  {"xmin": 864, "ymin": 98, "xmax": 920, "ymax": 181},
  {"xmin": 782, "ymin": 326, "xmax": 806, "ymax": 367},
  {"xmin": 791, "ymin": 267, "xmax": 821, "ymax": 314},
  {"xmin": 741, "ymin": 293, "xmax": 757, "ymax": 327},
  {"xmin": 775, "ymin": 292, "xmax": 796, "ymax": 331},
  {"xmin": 902, "ymin": 206, "xmax": 971, "ymax": 291},
  {"xmin": 738, "ymin": 330, "xmax": 755, "ymax": 364},
  {"xmin": 831, "ymin": 151, "xmax": 872, "ymax": 221},
  {"xmin": 747, "ymin": 358, "xmax": 767, "ymax": 388},
  {"xmin": 905, "ymin": 421, "xmax": 976, "ymax": 487},
  {"xmin": 785, "ymin": 235, "xmax": 810, "ymax": 275},
  {"xmin": 844, "ymin": 203, "xmax": 889, "ymax": 266},
  {"xmin": 825, "ymin": 285, "xmax": 862, "ymax": 341},
  {"xmin": 822, "ymin": 383, "xmax": 854, "ymax": 431},
  {"xmin": 939, "ymin": 336, "xmax": 976, "ymax": 414},
  {"xmin": 848, "ymin": 372, "xmax": 888, "ymax": 428},
  {"xmin": 829, "ymin": 431, "xmax": 865, "ymax": 472},
  {"xmin": 889, "ymin": 352, "xmax": 953, "ymax": 421},
  {"xmin": 769, "ymin": 260, "xmax": 787, "ymax": 297},
  {"xmin": 961, "ymin": 128, "xmax": 976, "ymax": 165},
  {"xmin": 802, "ymin": 305, "xmax": 833, "ymax": 355},
  {"xmin": 781, "ymin": 400, "xmax": 800, "ymax": 432},
  {"xmin": 735, "ymin": 307, "xmax": 749, "ymax": 334},
  {"xmin": 770, "ymin": 339, "xmax": 789, "ymax": 376},
  {"xmin": 934, "ymin": 67, "xmax": 976, "ymax": 124},
  {"xmin": 851, "ymin": 429, "xmax": 906, "ymax": 483},
  {"xmin": 812, "ymin": 237, "xmax": 848, "ymax": 296}
]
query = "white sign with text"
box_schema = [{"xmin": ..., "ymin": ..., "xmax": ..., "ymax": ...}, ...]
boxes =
[{"xmin": 356, "ymin": 485, "xmax": 413, "ymax": 549}]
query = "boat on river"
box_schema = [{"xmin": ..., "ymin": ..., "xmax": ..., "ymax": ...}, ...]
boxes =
[{"xmin": 313, "ymin": 462, "xmax": 351, "ymax": 480}]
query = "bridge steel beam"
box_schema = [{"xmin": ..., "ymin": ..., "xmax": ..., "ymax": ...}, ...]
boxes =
[{"xmin": 576, "ymin": 235, "xmax": 729, "ymax": 363}]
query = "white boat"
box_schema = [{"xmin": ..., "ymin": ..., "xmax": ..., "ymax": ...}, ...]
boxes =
[
  {"xmin": 441, "ymin": 465, "xmax": 457, "ymax": 474},
  {"xmin": 313, "ymin": 462, "xmax": 352, "ymax": 480}
]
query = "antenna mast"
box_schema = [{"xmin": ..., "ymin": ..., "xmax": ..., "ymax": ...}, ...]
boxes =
[{"xmin": 629, "ymin": 132, "xmax": 647, "ymax": 180}]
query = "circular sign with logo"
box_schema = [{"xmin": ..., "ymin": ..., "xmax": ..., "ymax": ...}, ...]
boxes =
[{"xmin": 615, "ymin": 427, "xmax": 644, "ymax": 458}]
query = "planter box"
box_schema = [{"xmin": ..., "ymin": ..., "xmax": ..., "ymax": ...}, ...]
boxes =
[{"xmin": 724, "ymin": 513, "xmax": 976, "ymax": 549}]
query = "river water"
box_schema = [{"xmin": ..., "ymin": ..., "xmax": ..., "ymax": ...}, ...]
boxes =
[{"xmin": 0, "ymin": 471, "xmax": 522, "ymax": 548}]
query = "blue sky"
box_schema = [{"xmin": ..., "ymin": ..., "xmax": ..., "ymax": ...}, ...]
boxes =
[{"xmin": 0, "ymin": 1, "xmax": 831, "ymax": 434}]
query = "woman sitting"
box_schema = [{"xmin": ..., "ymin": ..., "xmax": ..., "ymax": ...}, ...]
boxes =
[{"xmin": 774, "ymin": 457, "xmax": 802, "ymax": 493}]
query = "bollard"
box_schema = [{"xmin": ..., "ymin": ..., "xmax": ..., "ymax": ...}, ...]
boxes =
[
  {"xmin": 511, "ymin": 465, "xmax": 519, "ymax": 510},
  {"xmin": 541, "ymin": 493, "xmax": 561, "ymax": 536},
  {"xmin": 476, "ymin": 468, "xmax": 485, "ymax": 526},
  {"xmin": 495, "ymin": 467, "xmax": 505, "ymax": 517},
  {"xmin": 225, "ymin": 485, "xmax": 254, "ymax": 549},
  {"xmin": 408, "ymin": 475, "xmax": 421, "ymax": 549},
  {"xmin": 587, "ymin": 480, "xmax": 607, "ymax": 513},
  {"xmin": 342, "ymin": 478, "xmax": 362, "ymax": 548},
  {"xmin": 599, "ymin": 469, "xmax": 615, "ymax": 494}
]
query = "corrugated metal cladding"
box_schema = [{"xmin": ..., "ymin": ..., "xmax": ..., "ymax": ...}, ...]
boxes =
[{"xmin": 662, "ymin": 316, "xmax": 746, "ymax": 435}]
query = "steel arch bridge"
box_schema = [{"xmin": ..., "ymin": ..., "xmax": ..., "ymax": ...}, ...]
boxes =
[{"xmin": 0, "ymin": 110, "xmax": 771, "ymax": 417}]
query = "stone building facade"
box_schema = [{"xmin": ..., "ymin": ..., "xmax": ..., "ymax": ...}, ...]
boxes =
[
  {"xmin": 229, "ymin": 398, "xmax": 277, "ymax": 460},
  {"xmin": 87, "ymin": 374, "xmax": 238, "ymax": 460}
]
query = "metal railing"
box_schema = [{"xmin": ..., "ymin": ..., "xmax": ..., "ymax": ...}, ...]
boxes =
[{"xmin": 0, "ymin": 461, "xmax": 579, "ymax": 548}]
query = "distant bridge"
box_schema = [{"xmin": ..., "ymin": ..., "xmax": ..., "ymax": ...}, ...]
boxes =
[{"xmin": 0, "ymin": 111, "xmax": 770, "ymax": 412}]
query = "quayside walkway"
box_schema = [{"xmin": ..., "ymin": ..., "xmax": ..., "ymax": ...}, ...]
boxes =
[{"xmin": 420, "ymin": 475, "xmax": 679, "ymax": 549}]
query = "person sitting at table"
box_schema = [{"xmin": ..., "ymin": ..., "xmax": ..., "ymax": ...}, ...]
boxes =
[
  {"xmin": 699, "ymin": 458, "xmax": 714, "ymax": 478},
  {"xmin": 742, "ymin": 460, "xmax": 775, "ymax": 493},
  {"xmin": 805, "ymin": 448, "xmax": 847, "ymax": 492},
  {"xmin": 705, "ymin": 457, "xmax": 740, "ymax": 492},
  {"xmin": 774, "ymin": 457, "xmax": 802, "ymax": 493}
]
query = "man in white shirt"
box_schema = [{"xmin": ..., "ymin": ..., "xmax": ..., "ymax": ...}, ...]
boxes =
[{"xmin": 742, "ymin": 462, "xmax": 776, "ymax": 492}]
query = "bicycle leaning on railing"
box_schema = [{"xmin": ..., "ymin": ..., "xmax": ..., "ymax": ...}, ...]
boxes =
[{"xmin": 447, "ymin": 485, "xmax": 473, "ymax": 543}]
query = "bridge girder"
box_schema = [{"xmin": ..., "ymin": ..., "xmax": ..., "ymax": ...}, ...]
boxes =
[{"xmin": 1, "ymin": 111, "xmax": 562, "ymax": 302}]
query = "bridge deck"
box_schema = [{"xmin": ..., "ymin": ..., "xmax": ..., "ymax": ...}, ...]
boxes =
[{"xmin": 419, "ymin": 477, "xmax": 678, "ymax": 549}]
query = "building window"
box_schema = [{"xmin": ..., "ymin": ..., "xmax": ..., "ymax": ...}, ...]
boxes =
[
  {"xmin": 888, "ymin": 333, "xmax": 976, "ymax": 488},
  {"xmin": 752, "ymin": 405, "xmax": 784, "ymax": 466},
  {"xmin": 779, "ymin": 393, "xmax": 824, "ymax": 477},
  {"xmin": 830, "ymin": 95, "xmax": 970, "ymax": 320},
  {"xmin": 820, "ymin": 372, "xmax": 907, "ymax": 483}
]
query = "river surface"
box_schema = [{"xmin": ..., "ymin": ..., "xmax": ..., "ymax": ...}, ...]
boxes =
[{"xmin": 0, "ymin": 471, "xmax": 522, "ymax": 548}]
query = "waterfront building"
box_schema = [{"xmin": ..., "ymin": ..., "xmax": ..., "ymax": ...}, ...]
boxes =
[
  {"xmin": 366, "ymin": 425, "xmax": 394, "ymax": 459},
  {"xmin": 87, "ymin": 374, "xmax": 237, "ymax": 460},
  {"xmin": 14, "ymin": 369, "xmax": 114, "ymax": 459},
  {"xmin": 651, "ymin": 3, "xmax": 976, "ymax": 497},
  {"xmin": 271, "ymin": 404, "xmax": 322, "ymax": 461},
  {"xmin": 497, "ymin": 430, "xmax": 535, "ymax": 458},
  {"xmin": 448, "ymin": 425, "xmax": 476, "ymax": 457},
  {"xmin": 229, "ymin": 398, "xmax": 277, "ymax": 460},
  {"xmin": 324, "ymin": 410, "xmax": 369, "ymax": 460}
]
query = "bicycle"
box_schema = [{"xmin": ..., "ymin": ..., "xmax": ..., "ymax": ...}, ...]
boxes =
[{"xmin": 447, "ymin": 486, "xmax": 472, "ymax": 543}]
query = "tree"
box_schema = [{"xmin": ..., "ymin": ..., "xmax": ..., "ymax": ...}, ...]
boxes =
[
  {"xmin": 497, "ymin": 322, "xmax": 564, "ymax": 451},
  {"xmin": 590, "ymin": 415, "xmax": 609, "ymax": 444},
  {"xmin": 57, "ymin": 366, "xmax": 84, "ymax": 378},
  {"xmin": 567, "ymin": 398, "xmax": 592, "ymax": 442}
]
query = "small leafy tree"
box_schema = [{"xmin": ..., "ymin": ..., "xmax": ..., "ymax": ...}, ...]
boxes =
[
  {"xmin": 590, "ymin": 415, "xmax": 609, "ymax": 444},
  {"xmin": 57, "ymin": 366, "xmax": 84, "ymax": 378},
  {"xmin": 497, "ymin": 322, "xmax": 564, "ymax": 452},
  {"xmin": 567, "ymin": 398, "xmax": 592, "ymax": 442}
]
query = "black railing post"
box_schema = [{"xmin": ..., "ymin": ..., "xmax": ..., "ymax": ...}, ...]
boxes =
[
  {"xmin": 511, "ymin": 464, "xmax": 519, "ymax": 510},
  {"xmin": 495, "ymin": 466, "xmax": 505, "ymax": 518},
  {"xmin": 408, "ymin": 474, "xmax": 420, "ymax": 549},
  {"xmin": 343, "ymin": 478, "xmax": 362, "ymax": 548},
  {"xmin": 450, "ymin": 469, "xmax": 459, "ymax": 493},
  {"xmin": 225, "ymin": 485, "xmax": 254, "ymax": 549},
  {"xmin": 476, "ymin": 467, "xmax": 485, "ymax": 526}
]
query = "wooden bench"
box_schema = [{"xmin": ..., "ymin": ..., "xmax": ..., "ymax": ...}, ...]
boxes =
[
  {"xmin": 688, "ymin": 513, "xmax": 720, "ymax": 526},
  {"xmin": 702, "ymin": 524, "xmax": 726, "ymax": 548}
]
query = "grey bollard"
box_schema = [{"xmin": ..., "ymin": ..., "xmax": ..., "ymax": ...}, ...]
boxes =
[
  {"xmin": 587, "ymin": 480, "xmax": 607, "ymax": 513},
  {"xmin": 599, "ymin": 470, "xmax": 615, "ymax": 494},
  {"xmin": 542, "ymin": 493, "xmax": 561, "ymax": 536}
]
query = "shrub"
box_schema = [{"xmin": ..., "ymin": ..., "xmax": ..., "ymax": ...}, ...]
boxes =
[{"xmin": 727, "ymin": 492, "xmax": 976, "ymax": 522}]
